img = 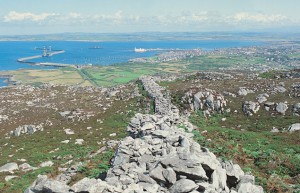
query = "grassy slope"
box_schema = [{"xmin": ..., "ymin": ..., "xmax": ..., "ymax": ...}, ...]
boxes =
[{"xmin": 0, "ymin": 84, "xmax": 148, "ymax": 192}]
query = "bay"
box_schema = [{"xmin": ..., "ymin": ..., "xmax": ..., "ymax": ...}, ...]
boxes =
[{"xmin": 0, "ymin": 40, "xmax": 262, "ymax": 72}]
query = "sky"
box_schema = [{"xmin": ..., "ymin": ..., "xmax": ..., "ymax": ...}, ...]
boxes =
[{"xmin": 0, "ymin": 0, "xmax": 299, "ymax": 35}]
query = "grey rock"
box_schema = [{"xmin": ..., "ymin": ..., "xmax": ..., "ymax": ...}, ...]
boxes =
[
  {"xmin": 161, "ymin": 156, "xmax": 208, "ymax": 180},
  {"xmin": 162, "ymin": 167, "xmax": 177, "ymax": 185},
  {"xmin": 274, "ymin": 86, "xmax": 286, "ymax": 93},
  {"xmin": 149, "ymin": 164, "xmax": 167, "ymax": 183},
  {"xmin": 237, "ymin": 175, "xmax": 255, "ymax": 190},
  {"xmin": 288, "ymin": 123, "xmax": 300, "ymax": 132},
  {"xmin": 194, "ymin": 95, "xmax": 202, "ymax": 111},
  {"xmin": 238, "ymin": 88, "xmax": 248, "ymax": 96},
  {"xmin": 0, "ymin": 162, "xmax": 19, "ymax": 173},
  {"xmin": 119, "ymin": 174, "xmax": 135, "ymax": 185},
  {"xmin": 276, "ymin": 102, "xmax": 288, "ymax": 115},
  {"xmin": 5, "ymin": 175, "xmax": 18, "ymax": 182},
  {"xmin": 152, "ymin": 130, "xmax": 170, "ymax": 138},
  {"xmin": 169, "ymin": 179, "xmax": 199, "ymax": 193},
  {"xmin": 71, "ymin": 177, "xmax": 97, "ymax": 192},
  {"xmin": 39, "ymin": 161, "xmax": 54, "ymax": 167},
  {"xmin": 212, "ymin": 167, "xmax": 227, "ymax": 191},
  {"xmin": 237, "ymin": 182, "xmax": 263, "ymax": 193},
  {"xmin": 19, "ymin": 163, "xmax": 37, "ymax": 172},
  {"xmin": 222, "ymin": 161, "xmax": 244, "ymax": 187},
  {"xmin": 292, "ymin": 103, "xmax": 300, "ymax": 115},
  {"xmin": 27, "ymin": 175, "xmax": 70, "ymax": 193},
  {"xmin": 271, "ymin": 127, "xmax": 279, "ymax": 133},
  {"xmin": 138, "ymin": 182, "xmax": 159, "ymax": 193},
  {"xmin": 138, "ymin": 173, "xmax": 156, "ymax": 184}
]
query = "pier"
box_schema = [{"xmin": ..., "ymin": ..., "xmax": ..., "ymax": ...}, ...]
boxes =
[
  {"xmin": 17, "ymin": 47, "xmax": 70, "ymax": 68},
  {"xmin": 37, "ymin": 62, "xmax": 76, "ymax": 68}
]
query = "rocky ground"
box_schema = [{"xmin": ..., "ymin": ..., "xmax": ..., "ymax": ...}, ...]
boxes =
[
  {"xmin": 159, "ymin": 70, "xmax": 300, "ymax": 192},
  {"xmin": 0, "ymin": 69, "xmax": 299, "ymax": 193}
]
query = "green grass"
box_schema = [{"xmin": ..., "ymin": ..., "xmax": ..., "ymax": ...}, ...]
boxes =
[
  {"xmin": 81, "ymin": 65, "xmax": 158, "ymax": 87},
  {"xmin": 258, "ymin": 71, "xmax": 278, "ymax": 79},
  {"xmin": 190, "ymin": 111, "xmax": 300, "ymax": 192},
  {"xmin": 4, "ymin": 167, "xmax": 52, "ymax": 192},
  {"xmin": 0, "ymin": 84, "xmax": 144, "ymax": 193}
]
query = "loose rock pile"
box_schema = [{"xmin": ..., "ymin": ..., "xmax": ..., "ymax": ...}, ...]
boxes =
[{"xmin": 25, "ymin": 76, "xmax": 263, "ymax": 193}]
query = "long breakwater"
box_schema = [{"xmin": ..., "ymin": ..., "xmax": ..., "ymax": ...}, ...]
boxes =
[{"xmin": 17, "ymin": 50, "xmax": 76, "ymax": 68}]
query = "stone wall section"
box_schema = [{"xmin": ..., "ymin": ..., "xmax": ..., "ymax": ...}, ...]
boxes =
[{"xmin": 25, "ymin": 76, "xmax": 263, "ymax": 193}]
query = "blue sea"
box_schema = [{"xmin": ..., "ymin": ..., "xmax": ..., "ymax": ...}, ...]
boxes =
[
  {"xmin": 0, "ymin": 40, "xmax": 262, "ymax": 70},
  {"xmin": 0, "ymin": 40, "xmax": 262, "ymax": 86}
]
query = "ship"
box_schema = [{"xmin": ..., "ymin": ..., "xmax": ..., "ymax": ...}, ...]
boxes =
[
  {"xmin": 89, "ymin": 46, "xmax": 103, "ymax": 49},
  {"xmin": 134, "ymin": 47, "xmax": 146, "ymax": 53}
]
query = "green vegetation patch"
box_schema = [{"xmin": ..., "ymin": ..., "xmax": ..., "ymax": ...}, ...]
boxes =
[{"xmin": 190, "ymin": 111, "xmax": 300, "ymax": 192}]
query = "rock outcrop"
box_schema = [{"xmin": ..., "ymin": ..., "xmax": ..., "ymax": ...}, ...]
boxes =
[
  {"xmin": 9, "ymin": 124, "xmax": 44, "ymax": 137},
  {"xmin": 182, "ymin": 89, "xmax": 227, "ymax": 115},
  {"xmin": 242, "ymin": 101, "xmax": 260, "ymax": 116},
  {"xmin": 25, "ymin": 75, "xmax": 263, "ymax": 193}
]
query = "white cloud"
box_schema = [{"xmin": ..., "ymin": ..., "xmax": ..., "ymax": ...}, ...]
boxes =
[
  {"xmin": 4, "ymin": 11, "xmax": 58, "ymax": 22},
  {"xmin": 232, "ymin": 12, "xmax": 288, "ymax": 23},
  {"xmin": 2, "ymin": 10, "xmax": 296, "ymax": 33}
]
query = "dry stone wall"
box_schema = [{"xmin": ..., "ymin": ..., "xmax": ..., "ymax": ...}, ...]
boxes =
[{"xmin": 25, "ymin": 76, "xmax": 263, "ymax": 193}]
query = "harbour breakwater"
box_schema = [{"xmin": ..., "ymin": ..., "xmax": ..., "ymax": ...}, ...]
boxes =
[
  {"xmin": 17, "ymin": 50, "xmax": 76, "ymax": 68},
  {"xmin": 25, "ymin": 75, "xmax": 263, "ymax": 193}
]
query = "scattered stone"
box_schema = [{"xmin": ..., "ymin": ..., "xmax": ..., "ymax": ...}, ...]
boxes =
[
  {"xmin": 274, "ymin": 86, "xmax": 286, "ymax": 93},
  {"xmin": 276, "ymin": 103, "xmax": 288, "ymax": 115},
  {"xmin": 288, "ymin": 123, "xmax": 300, "ymax": 132},
  {"xmin": 75, "ymin": 139, "xmax": 84, "ymax": 145},
  {"xmin": 271, "ymin": 127, "xmax": 279, "ymax": 133},
  {"xmin": 19, "ymin": 163, "xmax": 37, "ymax": 172},
  {"xmin": 5, "ymin": 175, "xmax": 18, "ymax": 182},
  {"xmin": 61, "ymin": 140, "xmax": 70, "ymax": 144},
  {"xmin": 256, "ymin": 93, "xmax": 269, "ymax": 103},
  {"xmin": 0, "ymin": 162, "xmax": 19, "ymax": 173},
  {"xmin": 292, "ymin": 103, "xmax": 300, "ymax": 116},
  {"xmin": 39, "ymin": 161, "xmax": 54, "ymax": 168},
  {"xmin": 64, "ymin": 129, "xmax": 75, "ymax": 135},
  {"xmin": 238, "ymin": 88, "xmax": 248, "ymax": 96}
]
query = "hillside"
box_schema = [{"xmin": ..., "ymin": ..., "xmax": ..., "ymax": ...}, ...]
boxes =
[{"xmin": 0, "ymin": 69, "xmax": 299, "ymax": 192}]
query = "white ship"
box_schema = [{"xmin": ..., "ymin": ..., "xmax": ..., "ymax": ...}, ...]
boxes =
[{"xmin": 134, "ymin": 47, "xmax": 146, "ymax": 53}]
